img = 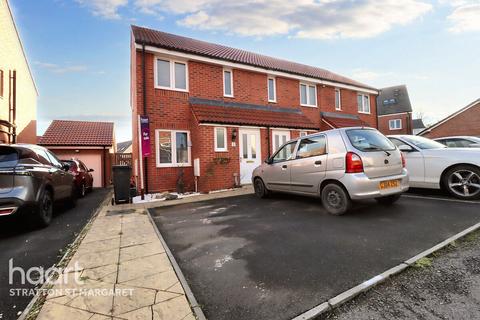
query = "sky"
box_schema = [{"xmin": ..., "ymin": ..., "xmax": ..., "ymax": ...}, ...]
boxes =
[{"xmin": 9, "ymin": 0, "xmax": 480, "ymax": 142}]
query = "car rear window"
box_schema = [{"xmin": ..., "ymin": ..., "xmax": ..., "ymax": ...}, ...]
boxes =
[
  {"xmin": 346, "ymin": 129, "xmax": 395, "ymax": 152},
  {"xmin": 0, "ymin": 146, "xmax": 18, "ymax": 167}
]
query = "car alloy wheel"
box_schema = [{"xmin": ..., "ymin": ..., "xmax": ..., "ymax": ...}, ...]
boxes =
[
  {"xmin": 254, "ymin": 178, "xmax": 268, "ymax": 198},
  {"xmin": 41, "ymin": 191, "xmax": 53, "ymax": 224},
  {"xmin": 447, "ymin": 169, "xmax": 480, "ymax": 198}
]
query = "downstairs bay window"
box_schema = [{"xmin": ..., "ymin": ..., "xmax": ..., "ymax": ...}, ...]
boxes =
[{"xmin": 156, "ymin": 130, "xmax": 191, "ymax": 167}]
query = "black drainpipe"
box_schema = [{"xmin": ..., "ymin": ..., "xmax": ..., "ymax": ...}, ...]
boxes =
[
  {"xmin": 266, "ymin": 126, "xmax": 271, "ymax": 158},
  {"xmin": 142, "ymin": 43, "xmax": 149, "ymax": 194}
]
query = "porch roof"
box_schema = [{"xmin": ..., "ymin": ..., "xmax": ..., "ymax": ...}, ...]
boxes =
[
  {"xmin": 321, "ymin": 112, "xmax": 370, "ymax": 128},
  {"xmin": 190, "ymin": 98, "xmax": 318, "ymax": 130}
]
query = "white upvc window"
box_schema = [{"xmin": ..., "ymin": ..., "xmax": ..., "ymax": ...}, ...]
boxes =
[
  {"xmin": 154, "ymin": 57, "xmax": 188, "ymax": 91},
  {"xmin": 268, "ymin": 77, "xmax": 276, "ymax": 102},
  {"xmin": 335, "ymin": 88, "xmax": 341, "ymax": 110},
  {"xmin": 299, "ymin": 131, "xmax": 308, "ymax": 137},
  {"xmin": 300, "ymin": 83, "xmax": 317, "ymax": 107},
  {"xmin": 357, "ymin": 93, "xmax": 371, "ymax": 114},
  {"xmin": 389, "ymin": 119, "xmax": 402, "ymax": 130},
  {"xmin": 214, "ymin": 127, "xmax": 227, "ymax": 152},
  {"xmin": 156, "ymin": 130, "xmax": 191, "ymax": 167},
  {"xmin": 223, "ymin": 69, "xmax": 233, "ymax": 97}
]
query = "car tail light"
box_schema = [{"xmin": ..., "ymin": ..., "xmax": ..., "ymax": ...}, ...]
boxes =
[
  {"xmin": 401, "ymin": 152, "xmax": 406, "ymax": 168},
  {"xmin": 0, "ymin": 207, "xmax": 16, "ymax": 216},
  {"xmin": 346, "ymin": 152, "xmax": 364, "ymax": 173}
]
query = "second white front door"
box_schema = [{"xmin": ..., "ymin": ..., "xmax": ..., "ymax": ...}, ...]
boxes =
[
  {"xmin": 239, "ymin": 129, "xmax": 261, "ymax": 185},
  {"xmin": 272, "ymin": 130, "xmax": 291, "ymax": 154}
]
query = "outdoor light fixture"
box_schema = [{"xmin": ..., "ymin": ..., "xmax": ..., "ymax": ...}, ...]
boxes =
[{"xmin": 231, "ymin": 128, "xmax": 237, "ymax": 142}]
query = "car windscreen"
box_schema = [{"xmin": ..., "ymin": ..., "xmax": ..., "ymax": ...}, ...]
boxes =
[
  {"xmin": 346, "ymin": 129, "xmax": 396, "ymax": 152},
  {"xmin": 402, "ymin": 136, "xmax": 446, "ymax": 150},
  {"xmin": 0, "ymin": 146, "xmax": 19, "ymax": 168}
]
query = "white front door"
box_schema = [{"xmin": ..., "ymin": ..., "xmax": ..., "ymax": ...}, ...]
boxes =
[
  {"xmin": 239, "ymin": 129, "xmax": 261, "ymax": 185},
  {"xmin": 272, "ymin": 130, "xmax": 290, "ymax": 154}
]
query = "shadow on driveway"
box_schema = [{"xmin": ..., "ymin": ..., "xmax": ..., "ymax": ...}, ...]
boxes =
[{"xmin": 151, "ymin": 193, "xmax": 480, "ymax": 320}]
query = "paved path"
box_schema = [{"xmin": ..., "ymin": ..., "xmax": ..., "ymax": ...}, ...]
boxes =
[
  {"xmin": 0, "ymin": 189, "xmax": 109, "ymax": 320},
  {"xmin": 34, "ymin": 206, "xmax": 195, "ymax": 320}
]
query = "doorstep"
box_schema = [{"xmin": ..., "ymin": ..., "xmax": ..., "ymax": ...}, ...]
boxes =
[{"xmin": 34, "ymin": 205, "xmax": 197, "ymax": 320}]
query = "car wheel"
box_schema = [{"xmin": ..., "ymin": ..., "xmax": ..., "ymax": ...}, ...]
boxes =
[
  {"xmin": 321, "ymin": 183, "xmax": 352, "ymax": 215},
  {"xmin": 254, "ymin": 178, "xmax": 269, "ymax": 198},
  {"xmin": 80, "ymin": 182, "xmax": 86, "ymax": 198},
  {"xmin": 67, "ymin": 184, "xmax": 78, "ymax": 208},
  {"xmin": 376, "ymin": 194, "xmax": 401, "ymax": 205},
  {"xmin": 443, "ymin": 165, "xmax": 480, "ymax": 200},
  {"xmin": 32, "ymin": 190, "xmax": 53, "ymax": 228}
]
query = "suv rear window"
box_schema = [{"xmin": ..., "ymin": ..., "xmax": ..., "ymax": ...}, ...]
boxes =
[
  {"xmin": 0, "ymin": 147, "xmax": 18, "ymax": 168},
  {"xmin": 346, "ymin": 129, "xmax": 395, "ymax": 152}
]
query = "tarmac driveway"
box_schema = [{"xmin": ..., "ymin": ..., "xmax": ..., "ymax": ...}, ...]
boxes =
[{"xmin": 150, "ymin": 193, "xmax": 480, "ymax": 320}]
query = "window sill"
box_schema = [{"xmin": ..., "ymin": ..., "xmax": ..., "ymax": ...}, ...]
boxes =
[
  {"xmin": 154, "ymin": 86, "xmax": 189, "ymax": 93},
  {"xmin": 268, "ymin": 100, "xmax": 277, "ymax": 104},
  {"xmin": 358, "ymin": 111, "xmax": 371, "ymax": 115},
  {"xmin": 301, "ymin": 104, "xmax": 318, "ymax": 108},
  {"xmin": 156, "ymin": 164, "xmax": 192, "ymax": 168},
  {"xmin": 215, "ymin": 149, "xmax": 228, "ymax": 153},
  {"xmin": 223, "ymin": 94, "xmax": 234, "ymax": 98}
]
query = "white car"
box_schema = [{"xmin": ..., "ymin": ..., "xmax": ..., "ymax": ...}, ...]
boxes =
[
  {"xmin": 388, "ymin": 135, "xmax": 480, "ymax": 200},
  {"xmin": 434, "ymin": 136, "xmax": 480, "ymax": 148}
]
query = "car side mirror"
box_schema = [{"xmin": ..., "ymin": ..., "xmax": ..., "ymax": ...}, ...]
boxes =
[
  {"xmin": 398, "ymin": 145, "xmax": 414, "ymax": 152},
  {"xmin": 62, "ymin": 163, "xmax": 70, "ymax": 171},
  {"xmin": 88, "ymin": 168, "xmax": 94, "ymax": 172},
  {"xmin": 265, "ymin": 158, "xmax": 272, "ymax": 165}
]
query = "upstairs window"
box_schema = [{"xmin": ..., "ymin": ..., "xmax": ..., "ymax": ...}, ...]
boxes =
[
  {"xmin": 335, "ymin": 88, "xmax": 341, "ymax": 110},
  {"xmin": 223, "ymin": 69, "xmax": 233, "ymax": 97},
  {"xmin": 268, "ymin": 77, "xmax": 276, "ymax": 102},
  {"xmin": 155, "ymin": 58, "xmax": 187, "ymax": 91},
  {"xmin": 389, "ymin": 119, "xmax": 402, "ymax": 130},
  {"xmin": 300, "ymin": 83, "xmax": 317, "ymax": 107},
  {"xmin": 357, "ymin": 93, "xmax": 371, "ymax": 114}
]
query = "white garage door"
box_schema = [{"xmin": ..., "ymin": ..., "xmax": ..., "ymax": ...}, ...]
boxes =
[{"xmin": 57, "ymin": 152, "xmax": 103, "ymax": 187}]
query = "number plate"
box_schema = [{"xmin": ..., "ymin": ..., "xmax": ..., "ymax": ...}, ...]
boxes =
[{"xmin": 379, "ymin": 179, "xmax": 400, "ymax": 190}]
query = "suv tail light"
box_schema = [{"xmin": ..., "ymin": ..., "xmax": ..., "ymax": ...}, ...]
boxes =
[
  {"xmin": 401, "ymin": 152, "xmax": 406, "ymax": 168},
  {"xmin": 346, "ymin": 152, "xmax": 364, "ymax": 173}
]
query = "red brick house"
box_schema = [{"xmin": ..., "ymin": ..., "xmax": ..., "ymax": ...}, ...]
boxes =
[
  {"xmin": 376, "ymin": 85, "xmax": 413, "ymax": 135},
  {"xmin": 130, "ymin": 26, "xmax": 379, "ymax": 193},
  {"xmin": 39, "ymin": 120, "xmax": 115, "ymax": 187},
  {"xmin": 419, "ymin": 99, "xmax": 480, "ymax": 138}
]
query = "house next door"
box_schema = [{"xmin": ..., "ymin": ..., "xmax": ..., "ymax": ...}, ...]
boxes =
[{"xmin": 239, "ymin": 129, "xmax": 261, "ymax": 185}]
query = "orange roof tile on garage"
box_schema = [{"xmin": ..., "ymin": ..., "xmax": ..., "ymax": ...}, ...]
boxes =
[{"xmin": 39, "ymin": 120, "xmax": 114, "ymax": 147}]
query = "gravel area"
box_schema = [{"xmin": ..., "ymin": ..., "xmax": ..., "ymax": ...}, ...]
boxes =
[{"xmin": 322, "ymin": 230, "xmax": 480, "ymax": 320}]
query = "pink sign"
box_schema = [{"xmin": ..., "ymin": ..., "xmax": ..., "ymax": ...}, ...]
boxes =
[{"xmin": 140, "ymin": 116, "xmax": 151, "ymax": 157}]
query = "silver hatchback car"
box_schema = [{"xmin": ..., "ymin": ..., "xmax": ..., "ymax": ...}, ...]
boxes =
[{"xmin": 252, "ymin": 127, "xmax": 409, "ymax": 215}]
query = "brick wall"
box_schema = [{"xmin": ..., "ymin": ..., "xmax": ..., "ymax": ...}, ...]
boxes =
[
  {"xmin": 131, "ymin": 47, "xmax": 379, "ymax": 193},
  {"xmin": 378, "ymin": 113, "xmax": 412, "ymax": 135},
  {"xmin": 422, "ymin": 102, "xmax": 480, "ymax": 138}
]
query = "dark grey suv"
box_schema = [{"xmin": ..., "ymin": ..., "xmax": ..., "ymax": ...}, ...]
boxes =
[{"xmin": 0, "ymin": 144, "xmax": 77, "ymax": 228}]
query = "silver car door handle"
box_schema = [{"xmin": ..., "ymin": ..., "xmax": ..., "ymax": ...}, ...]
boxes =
[
  {"xmin": 282, "ymin": 164, "xmax": 288, "ymax": 169},
  {"xmin": 314, "ymin": 160, "xmax": 322, "ymax": 165}
]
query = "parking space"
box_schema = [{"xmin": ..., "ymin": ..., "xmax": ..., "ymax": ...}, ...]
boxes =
[
  {"xmin": 0, "ymin": 188, "xmax": 109, "ymax": 320},
  {"xmin": 151, "ymin": 192, "xmax": 480, "ymax": 320}
]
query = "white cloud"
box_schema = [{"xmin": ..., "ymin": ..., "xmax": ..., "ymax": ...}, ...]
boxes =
[
  {"xmin": 78, "ymin": 0, "xmax": 431, "ymax": 38},
  {"xmin": 76, "ymin": 0, "xmax": 128, "ymax": 19},
  {"xmin": 35, "ymin": 62, "xmax": 88, "ymax": 74},
  {"xmin": 447, "ymin": 2, "xmax": 480, "ymax": 33}
]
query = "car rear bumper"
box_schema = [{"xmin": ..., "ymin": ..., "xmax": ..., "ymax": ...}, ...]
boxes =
[
  {"xmin": 0, "ymin": 197, "xmax": 38, "ymax": 218},
  {"xmin": 341, "ymin": 169, "xmax": 409, "ymax": 200}
]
